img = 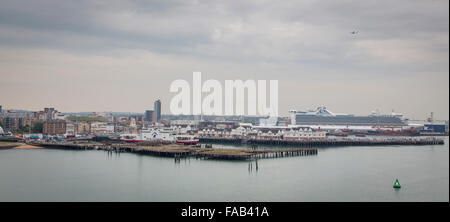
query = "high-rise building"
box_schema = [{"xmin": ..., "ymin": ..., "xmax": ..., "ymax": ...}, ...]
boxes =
[
  {"xmin": 3, "ymin": 117, "xmax": 18, "ymax": 132},
  {"xmin": 43, "ymin": 108, "xmax": 57, "ymax": 120},
  {"xmin": 154, "ymin": 99, "xmax": 161, "ymax": 122},
  {"xmin": 2, "ymin": 117, "xmax": 30, "ymax": 132},
  {"xmin": 144, "ymin": 110, "xmax": 154, "ymax": 122}
]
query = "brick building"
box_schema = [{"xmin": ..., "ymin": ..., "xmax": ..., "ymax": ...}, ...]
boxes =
[{"xmin": 43, "ymin": 120, "xmax": 66, "ymax": 135}]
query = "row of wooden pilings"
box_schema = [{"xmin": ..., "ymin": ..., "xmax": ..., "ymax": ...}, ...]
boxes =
[
  {"xmin": 247, "ymin": 139, "xmax": 445, "ymax": 146},
  {"xmin": 250, "ymin": 148, "xmax": 318, "ymax": 159},
  {"xmin": 249, "ymin": 159, "xmax": 258, "ymax": 172},
  {"xmin": 37, "ymin": 142, "xmax": 193, "ymax": 161},
  {"xmin": 199, "ymin": 137, "xmax": 445, "ymax": 147}
]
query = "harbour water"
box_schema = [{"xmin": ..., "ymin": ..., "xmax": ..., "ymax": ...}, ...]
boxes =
[{"xmin": 0, "ymin": 138, "xmax": 448, "ymax": 202}]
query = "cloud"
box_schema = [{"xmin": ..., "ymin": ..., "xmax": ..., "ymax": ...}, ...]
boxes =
[{"xmin": 0, "ymin": 0, "xmax": 448, "ymax": 119}]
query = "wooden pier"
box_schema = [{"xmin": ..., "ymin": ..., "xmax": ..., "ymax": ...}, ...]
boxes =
[
  {"xmin": 31, "ymin": 142, "xmax": 318, "ymax": 161},
  {"xmin": 200, "ymin": 137, "xmax": 445, "ymax": 147},
  {"xmin": 19, "ymin": 136, "xmax": 446, "ymax": 161}
]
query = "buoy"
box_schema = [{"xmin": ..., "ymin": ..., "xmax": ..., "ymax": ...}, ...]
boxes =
[{"xmin": 393, "ymin": 179, "xmax": 401, "ymax": 189}]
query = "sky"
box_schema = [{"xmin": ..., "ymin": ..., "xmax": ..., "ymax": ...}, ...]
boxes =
[{"xmin": 0, "ymin": 0, "xmax": 448, "ymax": 120}]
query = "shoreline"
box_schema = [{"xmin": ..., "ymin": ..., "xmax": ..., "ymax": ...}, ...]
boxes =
[
  {"xmin": 0, "ymin": 142, "xmax": 42, "ymax": 149},
  {"xmin": 0, "ymin": 142, "xmax": 22, "ymax": 150}
]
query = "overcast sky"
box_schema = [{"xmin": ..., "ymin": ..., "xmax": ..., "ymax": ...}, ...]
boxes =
[{"xmin": 0, "ymin": 0, "xmax": 448, "ymax": 119}]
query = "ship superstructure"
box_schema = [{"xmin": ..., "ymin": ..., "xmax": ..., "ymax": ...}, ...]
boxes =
[{"xmin": 290, "ymin": 107, "xmax": 406, "ymax": 127}]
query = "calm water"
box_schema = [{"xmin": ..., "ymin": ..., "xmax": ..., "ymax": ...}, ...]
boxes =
[{"xmin": 0, "ymin": 138, "xmax": 448, "ymax": 202}]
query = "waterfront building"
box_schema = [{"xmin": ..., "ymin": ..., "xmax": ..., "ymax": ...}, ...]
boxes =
[
  {"xmin": 22, "ymin": 133, "xmax": 43, "ymax": 140},
  {"xmin": 154, "ymin": 99, "xmax": 161, "ymax": 122},
  {"xmin": 76, "ymin": 122, "xmax": 91, "ymax": 135},
  {"xmin": 197, "ymin": 125, "xmax": 326, "ymax": 140},
  {"xmin": 65, "ymin": 122, "xmax": 76, "ymax": 136},
  {"xmin": 282, "ymin": 128, "xmax": 327, "ymax": 140},
  {"xmin": 43, "ymin": 120, "xmax": 67, "ymax": 135},
  {"xmin": 419, "ymin": 123, "xmax": 449, "ymax": 135},
  {"xmin": 91, "ymin": 122, "xmax": 115, "ymax": 135}
]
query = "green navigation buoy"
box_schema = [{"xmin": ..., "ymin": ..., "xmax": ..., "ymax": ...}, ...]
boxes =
[{"xmin": 393, "ymin": 179, "xmax": 401, "ymax": 189}]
